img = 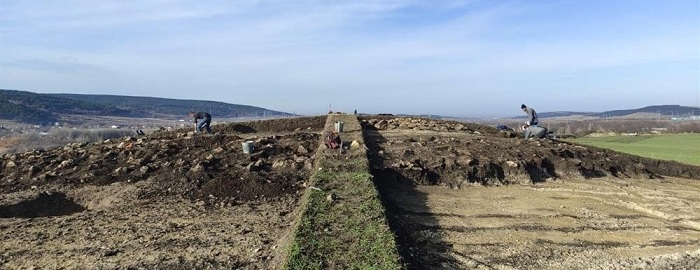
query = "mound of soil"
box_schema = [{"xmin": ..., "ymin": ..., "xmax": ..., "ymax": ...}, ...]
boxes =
[
  {"xmin": 362, "ymin": 117, "xmax": 700, "ymax": 187},
  {"xmin": 0, "ymin": 117, "xmax": 325, "ymax": 205},
  {"xmin": 218, "ymin": 116, "xmax": 326, "ymax": 134},
  {"xmin": 2, "ymin": 115, "xmax": 697, "ymax": 269},
  {"xmin": 0, "ymin": 117, "xmax": 325, "ymax": 269}
]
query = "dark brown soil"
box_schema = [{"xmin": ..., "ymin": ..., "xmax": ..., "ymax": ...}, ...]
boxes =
[
  {"xmin": 361, "ymin": 117, "xmax": 700, "ymax": 188},
  {"xmin": 1, "ymin": 117, "xmax": 324, "ymax": 204},
  {"xmin": 0, "ymin": 116, "xmax": 325, "ymax": 269},
  {"xmin": 3, "ymin": 115, "xmax": 699, "ymax": 269}
]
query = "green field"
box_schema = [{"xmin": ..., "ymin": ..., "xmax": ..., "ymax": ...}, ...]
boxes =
[{"xmin": 570, "ymin": 133, "xmax": 700, "ymax": 166}]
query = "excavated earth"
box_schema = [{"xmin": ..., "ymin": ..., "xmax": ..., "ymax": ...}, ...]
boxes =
[
  {"xmin": 362, "ymin": 116, "xmax": 700, "ymax": 269},
  {"xmin": 0, "ymin": 116, "xmax": 325, "ymax": 269},
  {"xmin": 2, "ymin": 115, "xmax": 700, "ymax": 269}
]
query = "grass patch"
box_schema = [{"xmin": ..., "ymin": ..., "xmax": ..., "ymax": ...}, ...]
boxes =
[
  {"xmin": 284, "ymin": 115, "xmax": 402, "ymax": 270},
  {"xmin": 570, "ymin": 133, "xmax": 700, "ymax": 166}
]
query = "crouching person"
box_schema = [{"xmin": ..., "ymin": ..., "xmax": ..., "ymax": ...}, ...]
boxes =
[
  {"xmin": 522, "ymin": 125, "xmax": 547, "ymax": 139},
  {"xmin": 189, "ymin": 111, "xmax": 212, "ymax": 134}
]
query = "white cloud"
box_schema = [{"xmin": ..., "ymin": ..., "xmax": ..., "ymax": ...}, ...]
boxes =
[{"xmin": 1, "ymin": 0, "xmax": 698, "ymax": 116}]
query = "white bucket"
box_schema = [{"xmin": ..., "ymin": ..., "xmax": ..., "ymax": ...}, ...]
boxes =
[
  {"xmin": 242, "ymin": 141, "xmax": 255, "ymax": 154},
  {"xmin": 334, "ymin": 121, "xmax": 344, "ymax": 132}
]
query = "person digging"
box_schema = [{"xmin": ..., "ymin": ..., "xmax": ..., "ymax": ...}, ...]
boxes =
[
  {"xmin": 522, "ymin": 124, "xmax": 547, "ymax": 139},
  {"xmin": 189, "ymin": 111, "xmax": 212, "ymax": 134}
]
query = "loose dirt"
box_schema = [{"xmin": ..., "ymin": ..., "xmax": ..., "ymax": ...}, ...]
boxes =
[
  {"xmin": 2, "ymin": 115, "xmax": 700, "ymax": 269},
  {"xmin": 0, "ymin": 116, "xmax": 325, "ymax": 269},
  {"xmin": 362, "ymin": 117, "xmax": 700, "ymax": 269}
]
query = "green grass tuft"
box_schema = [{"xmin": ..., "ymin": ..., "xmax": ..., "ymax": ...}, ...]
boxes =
[{"xmin": 284, "ymin": 115, "xmax": 402, "ymax": 270}]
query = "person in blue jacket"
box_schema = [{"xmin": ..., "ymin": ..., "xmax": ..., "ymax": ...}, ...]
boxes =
[{"xmin": 189, "ymin": 111, "xmax": 212, "ymax": 134}]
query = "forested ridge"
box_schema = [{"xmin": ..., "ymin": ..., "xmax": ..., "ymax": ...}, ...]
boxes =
[{"xmin": 1, "ymin": 89, "xmax": 292, "ymax": 124}]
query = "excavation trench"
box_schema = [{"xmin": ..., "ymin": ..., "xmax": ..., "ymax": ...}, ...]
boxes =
[{"xmin": 363, "ymin": 117, "xmax": 700, "ymax": 269}]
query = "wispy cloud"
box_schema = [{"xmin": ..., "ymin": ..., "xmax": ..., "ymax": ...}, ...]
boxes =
[{"xmin": 1, "ymin": 0, "xmax": 698, "ymax": 116}]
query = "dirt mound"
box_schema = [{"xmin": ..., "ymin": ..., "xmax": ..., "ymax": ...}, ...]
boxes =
[
  {"xmin": 0, "ymin": 117, "xmax": 325, "ymax": 268},
  {"xmin": 2, "ymin": 115, "xmax": 698, "ymax": 269},
  {"xmin": 217, "ymin": 116, "xmax": 326, "ymax": 134},
  {"xmin": 362, "ymin": 117, "xmax": 700, "ymax": 187},
  {"xmin": 361, "ymin": 116, "xmax": 515, "ymax": 137},
  {"xmin": 1, "ymin": 119, "xmax": 322, "ymax": 205}
]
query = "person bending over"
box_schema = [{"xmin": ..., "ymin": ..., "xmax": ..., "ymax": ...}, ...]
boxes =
[
  {"xmin": 522, "ymin": 124, "xmax": 547, "ymax": 139},
  {"xmin": 189, "ymin": 111, "xmax": 212, "ymax": 134},
  {"xmin": 521, "ymin": 104, "xmax": 539, "ymax": 126}
]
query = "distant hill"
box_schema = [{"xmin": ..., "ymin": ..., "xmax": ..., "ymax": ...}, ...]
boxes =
[
  {"xmin": 536, "ymin": 105, "xmax": 699, "ymax": 119},
  {"xmin": 535, "ymin": 111, "xmax": 596, "ymax": 118},
  {"xmin": 0, "ymin": 89, "xmax": 293, "ymax": 125},
  {"xmin": 596, "ymin": 105, "xmax": 698, "ymax": 118}
]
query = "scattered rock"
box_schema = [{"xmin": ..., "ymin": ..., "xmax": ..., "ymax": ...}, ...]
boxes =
[
  {"xmin": 254, "ymin": 159, "xmax": 265, "ymax": 167},
  {"xmin": 5, "ymin": 161, "xmax": 16, "ymax": 168},
  {"xmin": 191, "ymin": 163, "xmax": 205, "ymax": 172},
  {"xmin": 272, "ymin": 160, "xmax": 286, "ymax": 169},
  {"xmin": 103, "ymin": 249, "xmax": 120, "ymax": 257}
]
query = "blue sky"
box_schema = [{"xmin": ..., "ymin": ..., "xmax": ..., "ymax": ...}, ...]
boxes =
[{"xmin": 1, "ymin": 0, "xmax": 698, "ymax": 117}]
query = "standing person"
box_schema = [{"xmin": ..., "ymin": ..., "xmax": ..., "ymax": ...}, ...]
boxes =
[
  {"xmin": 521, "ymin": 104, "xmax": 539, "ymax": 126},
  {"xmin": 189, "ymin": 111, "xmax": 212, "ymax": 134}
]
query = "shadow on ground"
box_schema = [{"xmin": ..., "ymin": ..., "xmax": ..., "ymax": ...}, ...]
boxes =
[
  {"xmin": 0, "ymin": 192, "xmax": 85, "ymax": 218},
  {"xmin": 363, "ymin": 125, "xmax": 457, "ymax": 269}
]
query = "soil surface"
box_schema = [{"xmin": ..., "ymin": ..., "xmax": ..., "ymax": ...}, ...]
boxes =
[
  {"xmin": 3, "ymin": 115, "xmax": 700, "ymax": 269},
  {"xmin": 378, "ymin": 178, "xmax": 700, "ymax": 270},
  {"xmin": 362, "ymin": 117, "xmax": 700, "ymax": 269},
  {"xmin": 0, "ymin": 117, "xmax": 325, "ymax": 269}
]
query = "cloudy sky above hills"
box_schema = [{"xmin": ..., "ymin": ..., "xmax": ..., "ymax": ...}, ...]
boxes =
[{"xmin": 1, "ymin": 0, "xmax": 698, "ymax": 117}]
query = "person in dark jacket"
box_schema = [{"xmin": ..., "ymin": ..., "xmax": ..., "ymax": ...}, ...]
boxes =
[
  {"xmin": 189, "ymin": 111, "xmax": 212, "ymax": 134},
  {"xmin": 521, "ymin": 104, "xmax": 539, "ymax": 126}
]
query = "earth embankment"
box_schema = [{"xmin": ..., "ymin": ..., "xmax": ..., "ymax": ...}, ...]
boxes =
[
  {"xmin": 0, "ymin": 117, "xmax": 325, "ymax": 269},
  {"xmin": 363, "ymin": 116, "xmax": 700, "ymax": 269}
]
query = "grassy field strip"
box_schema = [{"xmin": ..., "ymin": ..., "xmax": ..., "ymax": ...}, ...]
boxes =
[
  {"xmin": 571, "ymin": 134, "xmax": 700, "ymax": 166},
  {"xmin": 283, "ymin": 114, "xmax": 402, "ymax": 269}
]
